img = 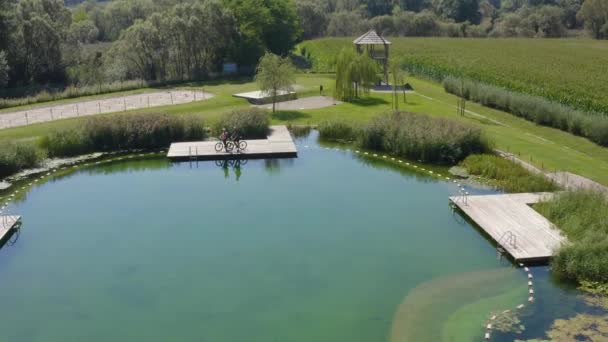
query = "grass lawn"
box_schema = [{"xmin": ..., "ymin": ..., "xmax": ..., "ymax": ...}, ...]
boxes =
[{"xmin": 2, "ymin": 73, "xmax": 608, "ymax": 185}]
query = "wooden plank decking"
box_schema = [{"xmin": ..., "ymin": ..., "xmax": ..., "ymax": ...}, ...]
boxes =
[
  {"xmin": 167, "ymin": 125, "xmax": 297, "ymax": 161},
  {"xmin": 0, "ymin": 215, "xmax": 21, "ymax": 241},
  {"xmin": 449, "ymin": 192, "xmax": 566, "ymax": 263}
]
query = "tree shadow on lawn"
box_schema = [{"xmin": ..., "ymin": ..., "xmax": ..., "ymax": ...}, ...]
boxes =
[
  {"xmin": 350, "ymin": 97, "xmax": 389, "ymax": 107},
  {"xmin": 272, "ymin": 110, "xmax": 312, "ymax": 121}
]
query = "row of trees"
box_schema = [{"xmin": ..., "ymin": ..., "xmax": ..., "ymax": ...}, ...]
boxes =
[
  {"xmin": 1, "ymin": 0, "xmax": 606, "ymax": 93},
  {"xmin": 296, "ymin": 0, "xmax": 607, "ymax": 39},
  {"xmin": 0, "ymin": 0, "xmax": 302, "ymax": 91}
]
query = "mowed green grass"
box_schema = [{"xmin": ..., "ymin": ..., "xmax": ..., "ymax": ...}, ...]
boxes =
[
  {"xmin": 299, "ymin": 38, "xmax": 608, "ymax": 114},
  {"xmin": 2, "ymin": 73, "xmax": 608, "ymax": 185}
]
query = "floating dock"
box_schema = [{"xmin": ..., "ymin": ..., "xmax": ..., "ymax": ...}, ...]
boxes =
[
  {"xmin": 0, "ymin": 215, "xmax": 21, "ymax": 241},
  {"xmin": 450, "ymin": 192, "xmax": 566, "ymax": 263},
  {"xmin": 167, "ymin": 125, "xmax": 297, "ymax": 161},
  {"xmin": 232, "ymin": 90, "xmax": 296, "ymax": 105}
]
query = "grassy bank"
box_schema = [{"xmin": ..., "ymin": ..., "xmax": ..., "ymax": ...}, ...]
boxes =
[
  {"xmin": 459, "ymin": 154, "xmax": 557, "ymax": 192},
  {"xmin": 535, "ymin": 191, "xmax": 608, "ymax": 284},
  {"xmin": 319, "ymin": 112, "xmax": 490, "ymax": 164}
]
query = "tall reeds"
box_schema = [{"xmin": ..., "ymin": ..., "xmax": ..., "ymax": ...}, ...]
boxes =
[
  {"xmin": 41, "ymin": 113, "xmax": 206, "ymax": 157},
  {"xmin": 443, "ymin": 77, "xmax": 608, "ymax": 147},
  {"xmin": 460, "ymin": 154, "xmax": 557, "ymax": 192},
  {"xmin": 319, "ymin": 112, "xmax": 491, "ymax": 164},
  {"xmin": 535, "ymin": 191, "xmax": 608, "ymax": 283},
  {"xmin": 0, "ymin": 141, "xmax": 46, "ymax": 178}
]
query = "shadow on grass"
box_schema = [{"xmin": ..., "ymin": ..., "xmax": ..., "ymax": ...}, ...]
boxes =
[
  {"xmin": 272, "ymin": 110, "xmax": 312, "ymax": 121},
  {"xmin": 349, "ymin": 97, "xmax": 389, "ymax": 107}
]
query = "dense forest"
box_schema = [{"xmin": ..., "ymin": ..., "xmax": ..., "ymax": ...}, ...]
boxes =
[{"xmin": 0, "ymin": 0, "xmax": 607, "ymax": 94}]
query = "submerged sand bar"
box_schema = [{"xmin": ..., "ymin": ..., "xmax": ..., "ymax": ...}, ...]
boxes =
[
  {"xmin": 167, "ymin": 125, "xmax": 297, "ymax": 161},
  {"xmin": 450, "ymin": 192, "xmax": 566, "ymax": 263}
]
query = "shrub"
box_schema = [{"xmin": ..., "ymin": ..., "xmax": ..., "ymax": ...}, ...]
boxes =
[
  {"xmin": 41, "ymin": 113, "xmax": 206, "ymax": 157},
  {"xmin": 443, "ymin": 76, "xmax": 608, "ymax": 147},
  {"xmin": 460, "ymin": 154, "xmax": 557, "ymax": 192},
  {"xmin": 318, "ymin": 120, "xmax": 358, "ymax": 142},
  {"xmin": 0, "ymin": 141, "xmax": 46, "ymax": 178},
  {"xmin": 319, "ymin": 112, "xmax": 490, "ymax": 164},
  {"xmin": 535, "ymin": 191, "xmax": 608, "ymax": 283},
  {"xmin": 213, "ymin": 108, "xmax": 270, "ymax": 139},
  {"xmin": 359, "ymin": 112, "xmax": 490, "ymax": 164}
]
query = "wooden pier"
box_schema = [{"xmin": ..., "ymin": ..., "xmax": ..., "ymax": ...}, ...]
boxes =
[
  {"xmin": 450, "ymin": 192, "xmax": 566, "ymax": 263},
  {"xmin": 0, "ymin": 215, "xmax": 21, "ymax": 241},
  {"xmin": 167, "ymin": 125, "xmax": 297, "ymax": 161}
]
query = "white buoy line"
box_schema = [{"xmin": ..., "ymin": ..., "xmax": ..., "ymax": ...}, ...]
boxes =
[
  {"xmin": 484, "ymin": 264, "xmax": 536, "ymax": 341},
  {"xmin": 300, "ymin": 143, "xmax": 539, "ymax": 340},
  {"xmin": 297, "ymin": 144, "xmax": 454, "ymax": 183},
  {"xmin": 0, "ymin": 149, "xmax": 166, "ymax": 214}
]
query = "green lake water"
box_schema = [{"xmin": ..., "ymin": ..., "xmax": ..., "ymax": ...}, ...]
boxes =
[{"xmin": 0, "ymin": 132, "xmax": 602, "ymax": 341}]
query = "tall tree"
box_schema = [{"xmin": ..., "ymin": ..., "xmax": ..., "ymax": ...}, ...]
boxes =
[
  {"xmin": 296, "ymin": 0, "xmax": 329, "ymax": 39},
  {"xmin": 11, "ymin": 0, "xmax": 72, "ymax": 84},
  {"xmin": 226, "ymin": 0, "xmax": 301, "ymax": 65},
  {"xmin": 433, "ymin": 0, "xmax": 482, "ymax": 23},
  {"xmin": 577, "ymin": 0, "xmax": 608, "ymax": 39},
  {"xmin": 255, "ymin": 52, "xmax": 296, "ymax": 112}
]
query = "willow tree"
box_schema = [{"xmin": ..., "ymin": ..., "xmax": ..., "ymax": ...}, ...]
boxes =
[
  {"xmin": 255, "ymin": 52, "xmax": 296, "ymax": 113},
  {"xmin": 334, "ymin": 48, "xmax": 378, "ymax": 101}
]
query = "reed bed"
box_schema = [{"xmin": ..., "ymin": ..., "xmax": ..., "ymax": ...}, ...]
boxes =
[
  {"xmin": 535, "ymin": 191, "xmax": 608, "ymax": 283},
  {"xmin": 460, "ymin": 154, "xmax": 557, "ymax": 192},
  {"xmin": 41, "ymin": 113, "xmax": 206, "ymax": 157},
  {"xmin": 213, "ymin": 108, "xmax": 270, "ymax": 139},
  {"xmin": 319, "ymin": 112, "xmax": 490, "ymax": 164}
]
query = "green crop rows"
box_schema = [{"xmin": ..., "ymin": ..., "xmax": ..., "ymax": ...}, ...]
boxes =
[{"xmin": 298, "ymin": 38, "xmax": 608, "ymax": 114}]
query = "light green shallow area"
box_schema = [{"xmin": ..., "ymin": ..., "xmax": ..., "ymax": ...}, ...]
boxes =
[{"xmin": 0, "ymin": 133, "xmax": 525, "ymax": 342}]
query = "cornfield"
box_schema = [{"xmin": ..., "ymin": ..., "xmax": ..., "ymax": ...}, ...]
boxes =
[{"xmin": 298, "ymin": 38, "xmax": 608, "ymax": 115}]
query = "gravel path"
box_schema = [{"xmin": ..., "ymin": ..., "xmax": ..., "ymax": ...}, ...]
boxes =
[{"xmin": 0, "ymin": 90, "xmax": 214, "ymax": 129}]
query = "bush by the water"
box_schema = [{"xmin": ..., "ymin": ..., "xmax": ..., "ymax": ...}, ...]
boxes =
[
  {"xmin": 318, "ymin": 120, "xmax": 358, "ymax": 142},
  {"xmin": 41, "ymin": 113, "xmax": 206, "ymax": 157},
  {"xmin": 213, "ymin": 108, "xmax": 270, "ymax": 139},
  {"xmin": 0, "ymin": 141, "xmax": 45, "ymax": 178},
  {"xmin": 360, "ymin": 112, "xmax": 489, "ymax": 164},
  {"xmin": 535, "ymin": 191, "xmax": 608, "ymax": 283},
  {"xmin": 460, "ymin": 154, "xmax": 557, "ymax": 192},
  {"xmin": 319, "ymin": 112, "xmax": 489, "ymax": 164},
  {"xmin": 443, "ymin": 77, "xmax": 608, "ymax": 147}
]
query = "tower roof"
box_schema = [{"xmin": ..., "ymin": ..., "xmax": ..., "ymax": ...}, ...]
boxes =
[{"xmin": 353, "ymin": 30, "xmax": 391, "ymax": 45}]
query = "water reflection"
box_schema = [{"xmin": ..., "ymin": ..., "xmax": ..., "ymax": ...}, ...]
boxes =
[{"xmin": 215, "ymin": 159, "xmax": 247, "ymax": 181}]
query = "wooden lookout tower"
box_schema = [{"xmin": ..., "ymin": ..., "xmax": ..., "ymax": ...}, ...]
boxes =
[{"xmin": 353, "ymin": 30, "xmax": 391, "ymax": 85}]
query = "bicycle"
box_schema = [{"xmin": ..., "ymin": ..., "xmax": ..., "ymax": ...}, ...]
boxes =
[
  {"xmin": 231, "ymin": 136, "xmax": 247, "ymax": 151},
  {"xmin": 215, "ymin": 140, "xmax": 234, "ymax": 152},
  {"xmin": 215, "ymin": 137, "xmax": 246, "ymax": 153}
]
